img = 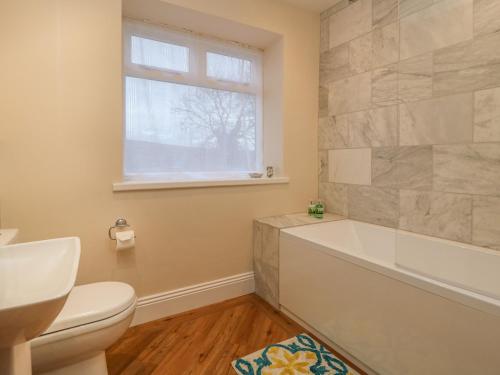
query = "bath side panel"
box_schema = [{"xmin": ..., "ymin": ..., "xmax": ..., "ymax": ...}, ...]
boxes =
[{"xmin": 279, "ymin": 233, "xmax": 500, "ymax": 375}]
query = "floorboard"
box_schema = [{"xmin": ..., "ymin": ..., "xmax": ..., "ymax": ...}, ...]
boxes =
[{"xmin": 106, "ymin": 294, "xmax": 364, "ymax": 374}]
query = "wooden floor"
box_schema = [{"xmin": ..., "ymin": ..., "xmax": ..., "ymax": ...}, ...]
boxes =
[{"xmin": 106, "ymin": 294, "xmax": 364, "ymax": 375}]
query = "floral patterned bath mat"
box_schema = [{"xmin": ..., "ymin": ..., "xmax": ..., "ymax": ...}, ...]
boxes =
[{"xmin": 232, "ymin": 333, "xmax": 359, "ymax": 375}]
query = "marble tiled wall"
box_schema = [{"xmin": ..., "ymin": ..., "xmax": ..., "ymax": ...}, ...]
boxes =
[{"xmin": 319, "ymin": 0, "xmax": 500, "ymax": 249}]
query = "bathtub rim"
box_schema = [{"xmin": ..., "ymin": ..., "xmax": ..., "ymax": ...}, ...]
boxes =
[{"xmin": 280, "ymin": 219, "xmax": 500, "ymax": 317}]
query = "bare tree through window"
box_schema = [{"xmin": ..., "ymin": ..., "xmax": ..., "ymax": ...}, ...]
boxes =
[
  {"xmin": 174, "ymin": 87, "xmax": 256, "ymax": 170},
  {"xmin": 124, "ymin": 77, "xmax": 257, "ymax": 174}
]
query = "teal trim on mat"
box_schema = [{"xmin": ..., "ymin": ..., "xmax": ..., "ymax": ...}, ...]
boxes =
[{"xmin": 232, "ymin": 333, "xmax": 358, "ymax": 375}]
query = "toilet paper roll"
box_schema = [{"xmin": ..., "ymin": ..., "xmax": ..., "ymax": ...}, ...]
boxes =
[{"xmin": 115, "ymin": 230, "xmax": 135, "ymax": 251}]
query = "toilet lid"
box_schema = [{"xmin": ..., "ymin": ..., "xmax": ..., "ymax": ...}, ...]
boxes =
[{"xmin": 43, "ymin": 282, "xmax": 136, "ymax": 335}]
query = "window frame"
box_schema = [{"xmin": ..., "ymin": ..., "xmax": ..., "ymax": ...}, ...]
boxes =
[{"xmin": 122, "ymin": 19, "xmax": 264, "ymax": 182}]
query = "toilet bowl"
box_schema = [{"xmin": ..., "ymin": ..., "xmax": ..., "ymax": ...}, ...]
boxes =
[{"xmin": 31, "ymin": 281, "xmax": 137, "ymax": 375}]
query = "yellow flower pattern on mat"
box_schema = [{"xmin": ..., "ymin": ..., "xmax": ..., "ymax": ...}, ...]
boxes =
[
  {"xmin": 232, "ymin": 334, "xmax": 361, "ymax": 375},
  {"xmin": 262, "ymin": 347, "xmax": 317, "ymax": 375}
]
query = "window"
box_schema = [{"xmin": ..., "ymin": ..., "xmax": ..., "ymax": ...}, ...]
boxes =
[{"xmin": 123, "ymin": 20, "xmax": 263, "ymax": 181}]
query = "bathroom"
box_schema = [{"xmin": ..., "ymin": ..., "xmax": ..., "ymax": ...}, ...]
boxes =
[{"xmin": 1, "ymin": 0, "xmax": 499, "ymax": 374}]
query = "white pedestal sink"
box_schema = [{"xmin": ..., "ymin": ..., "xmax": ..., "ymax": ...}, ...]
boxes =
[{"xmin": 0, "ymin": 237, "xmax": 80, "ymax": 374}]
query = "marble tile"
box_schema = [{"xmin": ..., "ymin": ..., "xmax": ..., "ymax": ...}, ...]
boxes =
[
  {"xmin": 262, "ymin": 223, "xmax": 279, "ymax": 268},
  {"xmin": 435, "ymin": 64, "xmax": 500, "ymax": 97},
  {"xmin": 372, "ymin": 64, "xmax": 398, "ymax": 107},
  {"xmin": 328, "ymin": 148, "xmax": 372, "ymax": 185},
  {"xmin": 319, "ymin": 85, "xmax": 329, "ymax": 118},
  {"xmin": 257, "ymin": 213, "xmax": 345, "ymax": 229},
  {"xmin": 398, "ymin": 53, "xmax": 433, "ymax": 103},
  {"xmin": 321, "ymin": 35, "xmax": 373, "ymax": 83},
  {"xmin": 319, "ymin": 115, "xmax": 349, "ymax": 149},
  {"xmin": 472, "ymin": 196, "xmax": 500, "ymax": 250},
  {"xmin": 260, "ymin": 224, "xmax": 279, "ymax": 308},
  {"xmin": 318, "ymin": 117, "xmax": 333, "ymax": 150},
  {"xmin": 399, "ymin": 93, "xmax": 473, "ymax": 145},
  {"xmin": 254, "ymin": 261, "xmax": 278, "ymax": 308},
  {"xmin": 253, "ymin": 221, "xmax": 263, "ymax": 258},
  {"xmin": 329, "ymin": 0, "xmax": 372, "ymax": 48},
  {"xmin": 349, "ymin": 106, "xmax": 398, "ymax": 147},
  {"xmin": 434, "ymin": 32, "xmax": 500, "ymax": 96},
  {"xmin": 372, "ymin": 22, "xmax": 399, "ymax": 68},
  {"xmin": 373, "ymin": 0, "xmax": 398, "ymax": 28},
  {"xmin": 372, "ymin": 147, "xmax": 400, "ymax": 188},
  {"xmin": 319, "ymin": 182, "xmax": 349, "ymax": 216},
  {"xmin": 372, "ymin": 146, "xmax": 433, "ymax": 190},
  {"xmin": 400, "ymin": 0, "xmax": 473, "ymax": 60},
  {"xmin": 320, "ymin": 44, "xmax": 350, "ymax": 85},
  {"xmin": 349, "ymin": 33, "xmax": 373, "ymax": 74},
  {"xmin": 433, "ymin": 31, "xmax": 500, "ymax": 72},
  {"xmin": 397, "ymin": 146, "xmax": 433, "ymax": 190},
  {"xmin": 434, "ymin": 143, "xmax": 500, "ymax": 196},
  {"xmin": 474, "ymin": 0, "xmax": 500, "ymax": 36},
  {"xmin": 321, "ymin": 0, "xmax": 350, "ymax": 19},
  {"xmin": 320, "ymin": 17, "xmax": 330, "ymax": 54},
  {"xmin": 319, "ymin": 150, "xmax": 328, "ymax": 182},
  {"xmin": 399, "ymin": 0, "xmax": 434, "ymax": 18},
  {"xmin": 333, "ymin": 114, "xmax": 350, "ymax": 149},
  {"xmin": 399, "ymin": 190, "xmax": 472, "ymax": 243},
  {"xmin": 253, "ymin": 221, "xmax": 279, "ymax": 307},
  {"xmin": 474, "ymin": 87, "xmax": 500, "ymax": 142},
  {"xmin": 348, "ymin": 185, "xmax": 399, "ymax": 227},
  {"xmin": 329, "ymin": 72, "xmax": 372, "ymax": 115}
]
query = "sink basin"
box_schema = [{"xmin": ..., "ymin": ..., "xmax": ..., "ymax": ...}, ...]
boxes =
[{"xmin": 0, "ymin": 237, "xmax": 80, "ymax": 374}]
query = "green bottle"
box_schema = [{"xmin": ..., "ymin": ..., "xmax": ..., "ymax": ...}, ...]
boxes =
[
  {"xmin": 314, "ymin": 201, "xmax": 324, "ymax": 219},
  {"xmin": 308, "ymin": 201, "xmax": 316, "ymax": 216}
]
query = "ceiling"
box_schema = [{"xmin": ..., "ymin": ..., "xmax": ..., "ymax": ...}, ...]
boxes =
[{"xmin": 277, "ymin": 0, "xmax": 343, "ymax": 13}]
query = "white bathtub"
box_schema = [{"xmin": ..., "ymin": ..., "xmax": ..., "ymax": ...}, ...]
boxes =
[{"xmin": 279, "ymin": 219, "xmax": 500, "ymax": 375}]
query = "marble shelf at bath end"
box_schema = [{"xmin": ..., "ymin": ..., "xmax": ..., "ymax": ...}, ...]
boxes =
[{"xmin": 255, "ymin": 212, "xmax": 345, "ymax": 229}]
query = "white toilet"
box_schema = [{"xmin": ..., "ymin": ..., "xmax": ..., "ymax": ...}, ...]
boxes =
[{"xmin": 31, "ymin": 281, "xmax": 137, "ymax": 375}]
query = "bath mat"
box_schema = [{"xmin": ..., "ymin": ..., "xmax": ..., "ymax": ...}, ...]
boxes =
[{"xmin": 232, "ymin": 333, "xmax": 359, "ymax": 375}]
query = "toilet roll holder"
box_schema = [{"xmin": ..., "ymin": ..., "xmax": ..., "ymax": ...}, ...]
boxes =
[{"xmin": 108, "ymin": 218, "xmax": 134, "ymax": 240}]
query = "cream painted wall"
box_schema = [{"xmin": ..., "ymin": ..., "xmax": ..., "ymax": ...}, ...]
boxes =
[{"xmin": 0, "ymin": 0, "xmax": 319, "ymax": 297}]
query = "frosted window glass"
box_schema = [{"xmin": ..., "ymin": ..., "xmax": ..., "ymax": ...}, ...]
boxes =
[
  {"xmin": 125, "ymin": 76, "xmax": 257, "ymax": 175},
  {"xmin": 207, "ymin": 52, "xmax": 252, "ymax": 84},
  {"xmin": 131, "ymin": 36, "xmax": 189, "ymax": 72}
]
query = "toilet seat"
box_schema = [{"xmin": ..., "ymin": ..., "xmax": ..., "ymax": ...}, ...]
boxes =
[
  {"xmin": 32, "ymin": 282, "xmax": 137, "ymax": 340},
  {"xmin": 39, "ymin": 282, "xmax": 136, "ymax": 336}
]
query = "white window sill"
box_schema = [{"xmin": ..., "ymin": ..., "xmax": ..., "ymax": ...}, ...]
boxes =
[{"xmin": 112, "ymin": 176, "xmax": 290, "ymax": 192}]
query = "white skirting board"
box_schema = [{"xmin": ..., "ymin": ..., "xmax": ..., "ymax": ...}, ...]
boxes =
[
  {"xmin": 131, "ymin": 272, "xmax": 255, "ymax": 326},
  {"xmin": 280, "ymin": 306, "xmax": 377, "ymax": 375}
]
